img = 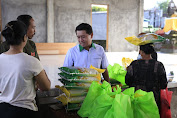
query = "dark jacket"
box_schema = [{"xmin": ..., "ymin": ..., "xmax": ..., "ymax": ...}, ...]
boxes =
[{"xmin": 125, "ymin": 59, "xmax": 167, "ymax": 110}]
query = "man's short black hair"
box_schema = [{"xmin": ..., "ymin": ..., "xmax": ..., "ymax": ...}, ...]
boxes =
[
  {"xmin": 75, "ymin": 23, "xmax": 93, "ymax": 35},
  {"xmin": 17, "ymin": 15, "xmax": 33, "ymax": 28}
]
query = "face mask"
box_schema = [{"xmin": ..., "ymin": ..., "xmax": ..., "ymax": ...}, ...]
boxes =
[{"xmin": 137, "ymin": 54, "xmax": 142, "ymax": 60}]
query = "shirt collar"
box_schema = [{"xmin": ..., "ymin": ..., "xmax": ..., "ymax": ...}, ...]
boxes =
[{"xmin": 79, "ymin": 42, "xmax": 96, "ymax": 52}]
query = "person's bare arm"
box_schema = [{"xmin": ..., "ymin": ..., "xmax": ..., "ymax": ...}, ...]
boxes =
[
  {"xmin": 102, "ymin": 68, "xmax": 110, "ymax": 83},
  {"xmin": 34, "ymin": 70, "xmax": 51, "ymax": 91}
]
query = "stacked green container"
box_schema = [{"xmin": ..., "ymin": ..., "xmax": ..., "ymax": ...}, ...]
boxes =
[{"xmin": 55, "ymin": 67, "xmax": 101, "ymax": 111}]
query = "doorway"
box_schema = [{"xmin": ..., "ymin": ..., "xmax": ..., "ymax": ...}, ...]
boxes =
[
  {"xmin": 91, "ymin": 4, "xmax": 109, "ymax": 51},
  {"xmin": 0, "ymin": 0, "xmax": 2, "ymax": 43},
  {"xmin": 0, "ymin": 0, "xmax": 2, "ymax": 44}
]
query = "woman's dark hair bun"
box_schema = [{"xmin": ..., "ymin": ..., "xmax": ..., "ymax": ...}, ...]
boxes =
[
  {"xmin": 140, "ymin": 43, "xmax": 155, "ymax": 54},
  {"xmin": 2, "ymin": 20, "xmax": 27, "ymax": 45},
  {"xmin": 2, "ymin": 24, "xmax": 15, "ymax": 43}
]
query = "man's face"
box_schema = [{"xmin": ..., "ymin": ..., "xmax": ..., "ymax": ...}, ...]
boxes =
[
  {"xmin": 27, "ymin": 18, "xmax": 36, "ymax": 39},
  {"xmin": 76, "ymin": 30, "xmax": 93, "ymax": 48}
]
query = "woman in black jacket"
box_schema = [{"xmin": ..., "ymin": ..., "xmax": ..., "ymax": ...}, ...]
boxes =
[{"xmin": 125, "ymin": 43, "xmax": 167, "ymax": 112}]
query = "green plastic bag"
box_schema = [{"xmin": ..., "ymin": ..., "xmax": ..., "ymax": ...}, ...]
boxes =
[
  {"xmin": 107, "ymin": 63, "xmax": 127, "ymax": 85},
  {"xmin": 59, "ymin": 78, "xmax": 91, "ymax": 87},
  {"xmin": 59, "ymin": 67, "xmax": 99, "ymax": 76},
  {"xmin": 77, "ymin": 81, "xmax": 112, "ymax": 117},
  {"xmin": 104, "ymin": 94, "xmax": 134, "ymax": 118},
  {"xmin": 89, "ymin": 93, "xmax": 114, "ymax": 118},
  {"xmin": 132, "ymin": 89, "xmax": 160, "ymax": 118},
  {"xmin": 58, "ymin": 72, "xmax": 99, "ymax": 83},
  {"xmin": 89, "ymin": 87, "xmax": 133, "ymax": 118},
  {"xmin": 122, "ymin": 87, "xmax": 135, "ymax": 101}
]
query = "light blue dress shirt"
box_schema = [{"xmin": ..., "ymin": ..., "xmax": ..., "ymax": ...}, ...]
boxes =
[{"xmin": 63, "ymin": 43, "xmax": 109, "ymax": 69}]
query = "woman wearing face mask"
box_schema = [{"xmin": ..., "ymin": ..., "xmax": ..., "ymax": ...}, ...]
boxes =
[
  {"xmin": 125, "ymin": 43, "xmax": 167, "ymax": 113},
  {"xmin": 0, "ymin": 21, "xmax": 51, "ymax": 118}
]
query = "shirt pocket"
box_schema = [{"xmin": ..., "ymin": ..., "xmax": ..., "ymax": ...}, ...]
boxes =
[{"xmin": 92, "ymin": 56, "xmax": 102, "ymax": 68}]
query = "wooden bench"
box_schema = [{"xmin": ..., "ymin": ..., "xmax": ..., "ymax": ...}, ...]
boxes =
[{"xmin": 35, "ymin": 43, "xmax": 76, "ymax": 55}]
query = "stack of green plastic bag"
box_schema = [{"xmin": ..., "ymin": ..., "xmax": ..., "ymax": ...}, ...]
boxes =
[
  {"xmin": 56, "ymin": 66, "xmax": 104, "ymax": 111},
  {"xmin": 107, "ymin": 63, "xmax": 127, "ymax": 85},
  {"xmin": 78, "ymin": 81, "xmax": 160, "ymax": 118}
]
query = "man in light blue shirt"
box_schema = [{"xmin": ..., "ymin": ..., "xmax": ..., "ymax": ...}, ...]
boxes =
[{"xmin": 63, "ymin": 23, "xmax": 110, "ymax": 82}]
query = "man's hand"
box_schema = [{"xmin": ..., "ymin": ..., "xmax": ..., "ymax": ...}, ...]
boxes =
[{"xmin": 102, "ymin": 68, "xmax": 110, "ymax": 83}]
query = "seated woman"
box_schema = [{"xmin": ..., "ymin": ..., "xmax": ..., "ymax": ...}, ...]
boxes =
[
  {"xmin": 125, "ymin": 43, "xmax": 167, "ymax": 112},
  {"xmin": 0, "ymin": 21, "xmax": 51, "ymax": 118}
]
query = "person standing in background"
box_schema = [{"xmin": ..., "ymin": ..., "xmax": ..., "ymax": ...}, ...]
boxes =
[{"xmin": 0, "ymin": 14, "xmax": 39, "ymax": 60}]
